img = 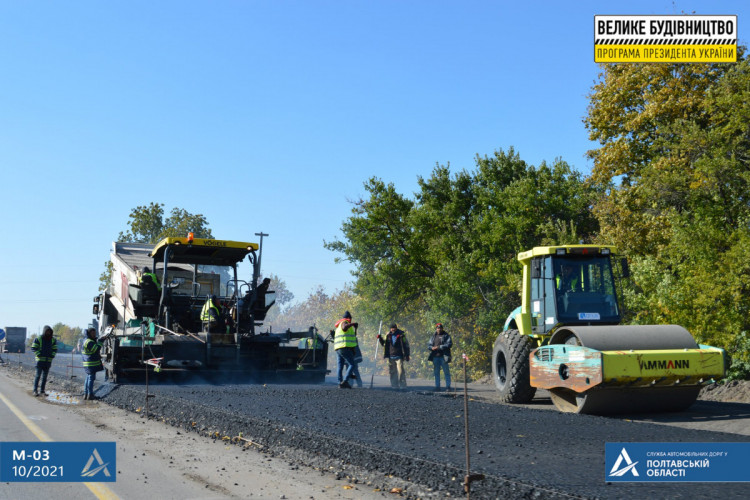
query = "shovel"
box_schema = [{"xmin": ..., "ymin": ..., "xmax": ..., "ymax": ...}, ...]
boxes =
[{"xmin": 369, "ymin": 320, "xmax": 383, "ymax": 389}]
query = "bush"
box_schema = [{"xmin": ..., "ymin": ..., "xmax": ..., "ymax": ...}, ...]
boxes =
[{"xmin": 726, "ymin": 332, "xmax": 750, "ymax": 382}]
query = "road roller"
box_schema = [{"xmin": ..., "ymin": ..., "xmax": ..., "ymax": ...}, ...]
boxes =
[{"xmin": 492, "ymin": 245, "xmax": 726, "ymax": 414}]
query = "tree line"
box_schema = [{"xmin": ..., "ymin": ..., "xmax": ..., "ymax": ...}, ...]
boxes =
[{"xmin": 325, "ymin": 53, "xmax": 750, "ymax": 381}]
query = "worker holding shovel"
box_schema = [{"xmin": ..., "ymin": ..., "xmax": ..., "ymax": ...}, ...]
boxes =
[{"xmin": 377, "ymin": 323, "xmax": 410, "ymax": 390}]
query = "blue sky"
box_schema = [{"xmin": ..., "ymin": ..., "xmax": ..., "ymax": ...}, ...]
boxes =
[{"xmin": 1, "ymin": 1, "xmax": 747, "ymax": 334}]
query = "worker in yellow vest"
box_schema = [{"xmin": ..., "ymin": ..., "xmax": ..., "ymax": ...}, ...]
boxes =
[
  {"xmin": 82, "ymin": 328, "xmax": 103, "ymax": 400},
  {"xmin": 31, "ymin": 326, "xmax": 57, "ymax": 396},
  {"xmin": 140, "ymin": 266, "xmax": 161, "ymax": 291},
  {"xmin": 556, "ymin": 264, "xmax": 582, "ymax": 292},
  {"xmin": 334, "ymin": 311, "xmax": 362, "ymax": 388},
  {"xmin": 201, "ymin": 295, "xmax": 228, "ymax": 332}
]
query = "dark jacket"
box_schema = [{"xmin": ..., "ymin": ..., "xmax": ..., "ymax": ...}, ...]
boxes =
[
  {"xmin": 379, "ymin": 329, "xmax": 410, "ymax": 360},
  {"xmin": 31, "ymin": 331, "xmax": 57, "ymax": 367},
  {"xmin": 427, "ymin": 330, "xmax": 452, "ymax": 362},
  {"xmin": 31, "ymin": 325, "xmax": 57, "ymax": 368}
]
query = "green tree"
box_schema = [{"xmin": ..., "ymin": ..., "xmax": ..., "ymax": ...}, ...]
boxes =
[
  {"xmin": 258, "ymin": 273, "xmax": 295, "ymax": 326},
  {"xmin": 261, "ymin": 273, "xmax": 295, "ymax": 308},
  {"xmin": 585, "ymin": 53, "xmax": 750, "ymax": 364},
  {"xmin": 51, "ymin": 323, "xmax": 83, "ymax": 348},
  {"xmin": 327, "ymin": 148, "xmax": 599, "ymax": 376},
  {"xmin": 326, "ymin": 178, "xmax": 421, "ymax": 319},
  {"xmin": 116, "ymin": 202, "xmax": 165, "ymax": 243},
  {"xmin": 267, "ymin": 286, "xmax": 380, "ymax": 375},
  {"xmin": 117, "ymin": 202, "xmax": 213, "ymax": 244},
  {"xmin": 100, "ymin": 203, "xmax": 214, "ymax": 291},
  {"xmin": 271, "ymin": 286, "xmax": 357, "ymax": 333},
  {"xmin": 584, "ymin": 60, "xmax": 738, "ymax": 254}
]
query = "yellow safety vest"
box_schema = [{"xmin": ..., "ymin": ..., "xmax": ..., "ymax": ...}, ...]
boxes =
[
  {"xmin": 334, "ymin": 323, "xmax": 357, "ymax": 350},
  {"xmin": 556, "ymin": 274, "xmax": 581, "ymax": 291},
  {"xmin": 141, "ymin": 272, "xmax": 161, "ymax": 291},
  {"xmin": 82, "ymin": 338, "xmax": 102, "ymax": 368},
  {"xmin": 32, "ymin": 337, "xmax": 57, "ymax": 363},
  {"xmin": 201, "ymin": 300, "xmax": 220, "ymax": 321}
]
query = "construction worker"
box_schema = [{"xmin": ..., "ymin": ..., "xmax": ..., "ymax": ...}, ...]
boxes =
[
  {"xmin": 556, "ymin": 264, "xmax": 581, "ymax": 292},
  {"xmin": 334, "ymin": 311, "xmax": 362, "ymax": 388},
  {"xmin": 140, "ymin": 266, "xmax": 161, "ymax": 291},
  {"xmin": 427, "ymin": 323, "xmax": 452, "ymax": 391},
  {"xmin": 201, "ymin": 295, "xmax": 231, "ymax": 332},
  {"xmin": 31, "ymin": 325, "xmax": 57, "ymax": 396},
  {"xmin": 82, "ymin": 327, "xmax": 103, "ymax": 400},
  {"xmin": 377, "ymin": 323, "xmax": 410, "ymax": 389}
]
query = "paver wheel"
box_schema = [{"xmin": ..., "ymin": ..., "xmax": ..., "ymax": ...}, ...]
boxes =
[
  {"xmin": 105, "ymin": 366, "xmax": 119, "ymax": 384},
  {"xmin": 492, "ymin": 329, "xmax": 536, "ymax": 403},
  {"xmin": 102, "ymin": 337, "xmax": 119, "ymax": 384}
]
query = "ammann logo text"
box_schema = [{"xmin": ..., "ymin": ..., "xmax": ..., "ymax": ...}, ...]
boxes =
[{"xmin": 639, "ymin": 359, "xmax": 689, "ymax": 370}]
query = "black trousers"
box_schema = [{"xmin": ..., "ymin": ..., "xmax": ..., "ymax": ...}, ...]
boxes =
[{"xmin": 33, "ymin": 364, "xmax": 50, "ymax": 392}]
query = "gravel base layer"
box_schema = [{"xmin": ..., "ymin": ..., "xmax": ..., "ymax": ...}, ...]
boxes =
[
  {"xmin": 101, "ymin": 383, "xmax": 578, "ymax": 499},
  {"xmin": 88, "ymin": 381, "xmax": 750, "ymax": 499},
  {"xmin": 5, "ymin": 360, "xmax": 750, "ymax": 499}
]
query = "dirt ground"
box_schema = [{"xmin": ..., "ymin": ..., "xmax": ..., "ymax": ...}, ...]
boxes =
[{"xmin": 699, "ymin": 379, "xmax": 750, "ymax": 403}]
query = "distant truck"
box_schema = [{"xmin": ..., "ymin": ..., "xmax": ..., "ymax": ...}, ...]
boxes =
[{"xmin": 3, "ymin": 327, "xmax": 27, "ymax": 353}]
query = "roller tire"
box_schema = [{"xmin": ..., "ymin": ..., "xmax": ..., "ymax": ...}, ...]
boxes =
[{"xmin": 492, "ymin": 329, "xmax": 537, "ymax": 403}]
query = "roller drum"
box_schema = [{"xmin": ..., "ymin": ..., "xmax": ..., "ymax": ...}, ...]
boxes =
[
  {"xmin": 549, "ymin": 325, "xmax": 698, "ymax": 351},
  {"xmin": 548, "ymin": 325, "xmax": 701, "ymax": 414}
]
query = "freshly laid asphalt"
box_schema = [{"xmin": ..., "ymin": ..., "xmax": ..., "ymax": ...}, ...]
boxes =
[
  {"xmin": 103, "ymin": 382, "xmax": 750, "ymax": 499},
  {"xmin": 4, "ymin": 351, "xmax": 750, "ymax": 499}
]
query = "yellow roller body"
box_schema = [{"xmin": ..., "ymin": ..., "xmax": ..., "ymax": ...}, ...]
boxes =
[{"xmin": 529, "ymin": 325, "xmax": 726, "ymax": 414}]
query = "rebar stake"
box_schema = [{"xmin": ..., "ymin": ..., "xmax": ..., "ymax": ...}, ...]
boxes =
[{"xmin": 462, "ymin": 354, "xmax": 484, "ymax": 499}]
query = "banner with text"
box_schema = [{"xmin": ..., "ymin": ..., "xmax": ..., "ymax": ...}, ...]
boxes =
[
  {"xmin": 595, "ymin": 15, "xmax": 737, "ymax": 63},
  {"xmin": 605, "ymin": 442, "xmax": 750, "ymax": 482},
  {"xmin": 0, "ymin": 442, "xmax": 116, "ymax": 482}
]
